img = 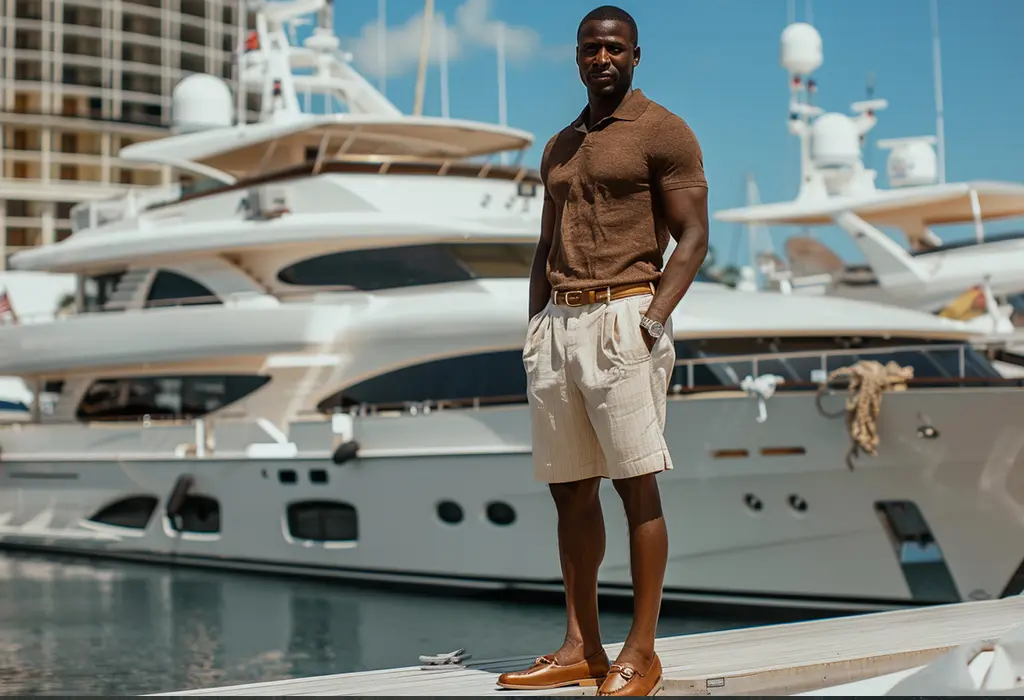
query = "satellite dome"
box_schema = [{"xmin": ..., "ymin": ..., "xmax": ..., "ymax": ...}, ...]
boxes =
[
  {"xmin": 810, "ymin": 112, "xmax": 860, "ymax": 169},
  {"xmin": 172, "ymin": 74, "xmax": 234, "ymax": 133},
  {"xmin": 780, "ymin": 22, "xmax": 823, "ymax": 75},
  {"xmin": 886, "ymin": 139, "xmax": 939, "ymax": 188}
]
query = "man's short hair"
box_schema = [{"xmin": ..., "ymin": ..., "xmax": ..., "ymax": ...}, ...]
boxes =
[{"xmin": 577, "ymin": 5, "xmax": 638, "ymax": 47}]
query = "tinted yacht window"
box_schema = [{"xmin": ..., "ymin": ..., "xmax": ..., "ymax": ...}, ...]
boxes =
[
  {"xmin": 145, "ymin": 270, "xmax": 221, "ymax": 307},
  {"xmin": 673, "ymin": 337, "xmax": 1001, "ymax": 389},
  {"xmin": 76, "ymin": 374, "xmax": 270, "ymax": 422},
  {"xmin": 83, "ymin": 271, "xmax": 125, "ymax": 312},
  {"xmin": 278, "ymin": 243, "xmax": 536, "ymax": 290},
  {"xmin": 318, "ymin": 350, "xmax": 526, "ymax": 412}
]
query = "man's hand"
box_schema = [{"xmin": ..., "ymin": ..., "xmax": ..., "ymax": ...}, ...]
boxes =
[{"xmin": 640, "ymin": 325, "xmax": 655, "ymax": 353}]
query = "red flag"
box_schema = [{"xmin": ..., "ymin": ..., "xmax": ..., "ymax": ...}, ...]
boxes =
[{"xmin": 0, "ymin": 288, "xmax": 18, "ymax": 325}]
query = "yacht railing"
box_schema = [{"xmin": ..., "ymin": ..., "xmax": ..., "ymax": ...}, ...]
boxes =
[
  {"xmin": 70, "ymin": 184, "xmax": 184, "ymax": 233},
  {"xmin": 673, "ymin": 342, "xmax": 976, "ymax": 390},
  {"xmin": 143, "ymin": 157, "xmax": 542, "ymax": 213}
]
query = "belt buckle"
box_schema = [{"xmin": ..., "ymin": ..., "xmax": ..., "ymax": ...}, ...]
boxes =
[{"xmin": 563, "ymin": 290, "xmax": 585, "ymax": 307}]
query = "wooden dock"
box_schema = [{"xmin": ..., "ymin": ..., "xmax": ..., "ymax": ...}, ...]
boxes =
[{"xmin": 152, "ymin": 596, "xmax": 1024, "ymax": 696}]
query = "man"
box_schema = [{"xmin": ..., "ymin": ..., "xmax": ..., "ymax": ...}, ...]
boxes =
[{"xmin": 497, "ymin": 4, "xmax": 709, "ymax": 697}]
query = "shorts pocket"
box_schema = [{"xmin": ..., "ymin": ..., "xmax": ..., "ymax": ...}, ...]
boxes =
[
  {"xmin": 601, "ymin": 297, "xmax": 651, "ymax": 367},
  {"xmin": 522, "ymin": 310, "xmax": 549, "ymax": 374}
]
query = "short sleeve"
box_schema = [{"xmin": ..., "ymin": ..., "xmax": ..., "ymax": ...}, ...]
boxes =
[
  {"xmin": 539, "ymin": 133, "xmax": 559, "ymax": 203},
  {"xmin": 647, "ymin": 113, "xmax": 707, "ymax": 193}
]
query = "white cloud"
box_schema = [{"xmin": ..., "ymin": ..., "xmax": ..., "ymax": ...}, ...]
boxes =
[
  {"xmin": 453, "ymin": 0, "xmax": 540, "ymax": 61},
  {"xmin": 343, "ymin": 0, "xmax": 554, "ymax": 79}
]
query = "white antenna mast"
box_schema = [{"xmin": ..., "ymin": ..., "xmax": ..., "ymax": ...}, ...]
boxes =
[
  {"xmin": 413, "ymin": 0, "xmax": 434, "ymax": 116},
  {"xmin": 497, "ymin": 23, "xmax": 507, "ymax": 164},
  {"xmin": 930, "ymin": 0, "xmax": 946, "ymax": 184},
  {"xmin": 439, "ymin": 12, "xmax": 450, "ymax": 119},
  {"xmin": 377, "ymin": 0, "xmax": 387, "ymax": 96},
  {"xmin": 745, "ymin": 172, "xmax": 759, "ymax": 283}
]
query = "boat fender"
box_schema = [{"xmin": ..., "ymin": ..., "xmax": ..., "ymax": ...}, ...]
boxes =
[
  {"xmin": 331, "ymin": 440, "xmax": 360, "ymax": 466},
  {"xmin": 166, "ymin": 474, "xmax": 195, "ymax": 518}
]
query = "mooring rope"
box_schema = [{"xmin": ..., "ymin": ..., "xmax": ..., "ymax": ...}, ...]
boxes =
[{"xmin": 816, "ymin": 359, "xmax": 914, "ymax": 469}]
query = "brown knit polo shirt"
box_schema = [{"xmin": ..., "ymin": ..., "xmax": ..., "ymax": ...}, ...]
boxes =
[{"xmin": 540, "ymin": 89, "xmax": 708, "ymax": 292}]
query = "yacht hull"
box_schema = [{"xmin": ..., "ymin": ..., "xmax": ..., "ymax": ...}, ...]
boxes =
[{"xmin": 1, "ymin": 389, "xmax": 1023, "ymax": 613}]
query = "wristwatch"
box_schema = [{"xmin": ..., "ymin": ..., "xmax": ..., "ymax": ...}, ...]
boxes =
[{"xmin": 639, "ymin": 315, "xmax": 664, "ymax": 339}]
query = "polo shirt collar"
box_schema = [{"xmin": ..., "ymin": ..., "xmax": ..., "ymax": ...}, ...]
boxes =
[{"xmin": 572, "ymin": 88, "xmax": 650, "ymax": 133}]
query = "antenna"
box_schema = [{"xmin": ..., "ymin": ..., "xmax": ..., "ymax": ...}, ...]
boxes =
[
  {"xmin": 439, "ymin": 11, "xmax": 450, "ymax": 119},
  {"xmin": 864, "ymin": 70, "xmax": 875, "ymax": 169},
  {"xmin": 930, "ymin": 0, "xmax": 946, "ymax": 184},
  {"xmin": 497, "ymin": 23, "xmax": 508, "ymax": 164},
  {"xmin": 413, "ymin": 0, "xmax": 434, "ymax": 116},
  {"xmin": 377, "ymin": 0, "xmax": 387, "ymax": 96}
]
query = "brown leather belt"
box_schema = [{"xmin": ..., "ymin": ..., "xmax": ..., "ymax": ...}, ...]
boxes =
[{"xmin": 551, "ymin": 282, "xmax": 655, "ymax": 307}]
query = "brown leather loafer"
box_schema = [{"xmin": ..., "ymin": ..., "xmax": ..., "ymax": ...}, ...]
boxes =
[
  {"xmin": 596, "ymin": 653, "xmax": 663, "ymax": 696},
  {"xmin": 496, "ymin": 648, "xmax": 610, "ymax": 690}
]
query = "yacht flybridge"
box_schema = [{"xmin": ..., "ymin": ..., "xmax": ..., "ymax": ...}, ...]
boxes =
[
  {"xmin": 1, "ymin": 0, "xmax": 1023, "ymax": 613},
  {"xmin": 715, "ymin": 22, "xmax": 1024, "ymax": 324}
]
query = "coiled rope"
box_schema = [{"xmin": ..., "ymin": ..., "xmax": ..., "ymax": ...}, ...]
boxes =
[{"xmin": 815, "ymin": 359, "xmax": 915, "ymax": 469}]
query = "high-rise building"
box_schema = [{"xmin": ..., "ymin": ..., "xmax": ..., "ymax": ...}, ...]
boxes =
[{"xmin": 0, "ymin": 0, "xmax": 259, "ymax": 269}]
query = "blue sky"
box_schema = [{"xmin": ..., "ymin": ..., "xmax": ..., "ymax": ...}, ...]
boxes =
[{"xmin": 325, "ymin": 0, "xmax": 1024, "ymax": 266}]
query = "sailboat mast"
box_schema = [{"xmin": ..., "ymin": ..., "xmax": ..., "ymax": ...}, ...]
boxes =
[
  {"xmin": 930, "ymin": 0, "xmax": 946, "ymax": 184},
  {"xmin": 413, "ymin": 0, "xmax": 434, "ymax": 116},
  {"xmin": 377, "ymin": 0, "xmax": 387, "ymax": 96}
]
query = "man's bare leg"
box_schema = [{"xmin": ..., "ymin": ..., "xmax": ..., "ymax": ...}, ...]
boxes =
[
  {"xmin": 610, "ymin": 471, "xmax": 668, "ymax": 670},
  {"xmin": 548, "ymin": 476, "xmax": 606, "ymax": 662}
]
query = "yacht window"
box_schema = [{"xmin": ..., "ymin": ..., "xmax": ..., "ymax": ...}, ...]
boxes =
[
  {"xmin": 76, "ymin": 374, "xmax": 270, "ymax": 422},
  {"xmin": 88, "ymin": 495, "xmax": 158, "ymax": 529},
  {"xmin": 169, "ymin": 495, "xmax": 220, "ymax": 534},
  {"xmin": 672, "ymin": 341, "xmax": 752, "ymax": 389},
  {"xmin": 317, "ymin": 350, "xmax": 526, "ymax": 413},
  {"xmin": 278, "ymin": 243, "xmax": 537, "ymax": 291},
  {"xmin": 675, "ymin": 338, "xmax": 1001, "ymax": 390},
  {"xmin": 145, "ymin": 270, "xmax": 220, "ymax": 308},
  {"xmin": 83, "ymin": 271, "xmax": 126, "ymax": 312},
  {"xmin": 287, "ymin": 501, "xmax": 358, "ymax": 542}
]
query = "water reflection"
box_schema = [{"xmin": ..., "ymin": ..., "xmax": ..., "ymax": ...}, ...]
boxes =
[{"xmin": 0, "ymin": 552, "xmax": 762, "ymax": 695}]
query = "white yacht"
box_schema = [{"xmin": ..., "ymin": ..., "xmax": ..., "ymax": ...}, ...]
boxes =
[
  {"xmin": 1, "ymin": 0, "xmax": 1023, "ymax": 613},
  {"xmin": 716, "ymin": 22, "xmax": 1024, "ymax": 326}
]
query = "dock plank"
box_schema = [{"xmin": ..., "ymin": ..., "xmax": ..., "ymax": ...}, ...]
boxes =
[{"xmin": 153, "ymin": 596, "xmax": 1024, "ymax": 696}]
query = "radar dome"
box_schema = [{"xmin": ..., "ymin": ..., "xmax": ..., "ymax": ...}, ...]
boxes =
[
  {"xmin": 886, "ymin": 139, "xmax": 938, "ymax": 188},
  {"xmin": 172, "ymin": 74, "xmax": 234, "ymax": 133},
  {"xmin": 780, "ymin": 22, "xmax": 823, "ymax": 75},
  {"xmin": 810, "ymin": 113, "xmax": 860, "ymax": 169}
]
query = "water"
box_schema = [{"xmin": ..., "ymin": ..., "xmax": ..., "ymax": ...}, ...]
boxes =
[{"xmin": 0, "ymin": 552, "xmax": 768, "ymax": 695}]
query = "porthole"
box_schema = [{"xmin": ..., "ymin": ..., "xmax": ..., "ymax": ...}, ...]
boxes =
[
  {"xmin": 278, "ymin": 469, "xmax": 297, "ymax": 484},
  {"xmin": 788, "ymin": 494, "xmax": 808, "ymax": 513},
  {"xmin": 436, "ymin": 500, "xmax": 464, "ymax": 525},
  {"xmin": 309, "ymin": 469, "xmax": 328, "ymax": 484},
  {"xmin": 744, "ymin": 493, "xmax": 763, "ymax": 512},
  {"xmin": 485, "ymin": 501, "xmax": 516, "ymax": 526}
]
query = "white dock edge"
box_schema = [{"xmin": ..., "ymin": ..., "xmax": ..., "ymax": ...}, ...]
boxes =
[{"xmin": 150, "ymin": 596, "xmax": 1024, "ymax": 696}]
